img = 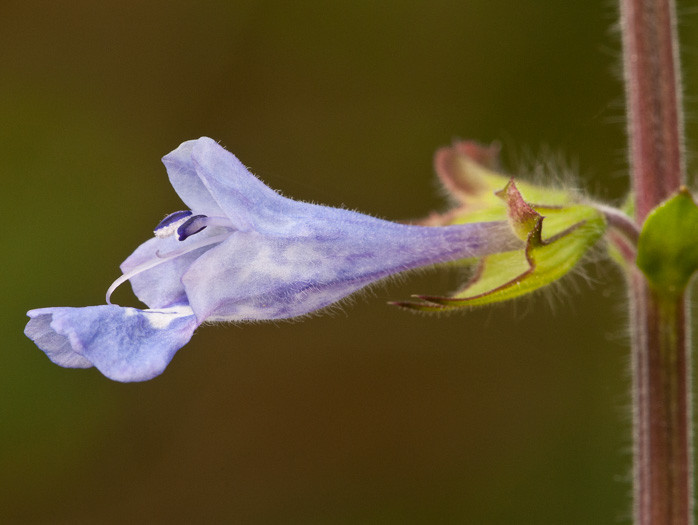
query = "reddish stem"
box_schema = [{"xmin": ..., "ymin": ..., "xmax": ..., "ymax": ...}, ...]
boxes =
[
  {"xmin": 621, "ymin": 0, "xmax": 684, "ymax": 221},
  {"xmin": 630, "ymin": 277, "xmax": 692, "ymax": 525},
  {"xmin": 620, "ymin": 0, "xmax": 691, "ymax": 524}
]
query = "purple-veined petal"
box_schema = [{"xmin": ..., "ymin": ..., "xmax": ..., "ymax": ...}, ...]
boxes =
[
  {"xmin": 25, "ymin": 305, "xmax": 198, "ymax": 382},
  {"xmin": 189, "ymin": 137, "xmax": 303, "ymax": 232},
  {"xmin": 182, "ymin": 219, "xmax": 517, "ymax": 322},
  {"xmin": 24, "ymin": 313, "xmax": 93, "ymax": 369},
  {"xmin": 161, "ymin": 140, "xmax": 226, "ymax": 217}
]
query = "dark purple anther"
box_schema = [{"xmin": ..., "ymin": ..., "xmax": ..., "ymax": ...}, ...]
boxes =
[
  {"xmin": 177, "ymin": 215, "xmax": 209, "ymax": 241},
  {"xmin": 154, "ymin": 210, "xmax": 193, "ymax": 238}
]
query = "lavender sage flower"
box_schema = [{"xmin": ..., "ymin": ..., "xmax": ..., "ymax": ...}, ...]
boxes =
[{"xmin": 25, "ymin": 137, "xmax": 517, "ymax": 382}]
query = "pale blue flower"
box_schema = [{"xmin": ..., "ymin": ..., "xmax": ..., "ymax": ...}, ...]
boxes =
[{"xmin": 25, "ymin": 137, "xmax": 516, "ymax": 382}]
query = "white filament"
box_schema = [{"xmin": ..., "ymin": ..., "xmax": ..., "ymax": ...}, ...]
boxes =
[{"xmin": 106, "ymin": 232, "xmax": 232, "ymax": 305}]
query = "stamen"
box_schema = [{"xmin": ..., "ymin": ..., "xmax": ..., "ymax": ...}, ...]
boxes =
[
  {"xmin": 106, "ymin": 232, "xmax": 232, "ymax": 305},
  {"xmin": 177, "ymin": 215, "xmax": 236, "ymax": 241},
  {"xmin": 155, "ymin": 232, "xmax": 232, "ymax": 259},
  {"xmin": 177, "ymin": 215, "xmax": 208, "ymax": 241},
  {"xmin": 154, "ymin": 210, "xmax": 193, "ymax": 239}
]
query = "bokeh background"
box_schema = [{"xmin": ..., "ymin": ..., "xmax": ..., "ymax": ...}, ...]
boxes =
[{"xmin": 4, "ymin": 1, "xmax": 698, "ymax": 523}]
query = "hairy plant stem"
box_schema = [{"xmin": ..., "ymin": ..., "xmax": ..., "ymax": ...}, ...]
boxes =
[
  {"xmin": 620, "ymin": 0, "xmax": 691, "ymax": 523},
  {"xmin": 631, "ymin": 277, "xmax": 692, "ymax": 524},
  {"xmin": 621, "ymin": 0, "xmax": 684, "ymax": 222}
]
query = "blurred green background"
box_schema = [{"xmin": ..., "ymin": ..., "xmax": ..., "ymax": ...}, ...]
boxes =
[{"xmin": 4, "ymin": 1, "xmax": 698, "ymax": 523}]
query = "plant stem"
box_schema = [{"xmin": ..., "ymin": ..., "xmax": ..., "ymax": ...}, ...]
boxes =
[
  {"xmin": 593, "ymin": 203, "xmax": 640, "ymax": 245},
  {"xmin": 631, "ymin": 278, "xmax": 692, "ymax": 524},
  {"xmin": 621, "ymin": 0, "xmax": 684, "ymax": 222},
  {"xmin": 620, "ymin": 0, "xmax": 691, "ymax": 524}
]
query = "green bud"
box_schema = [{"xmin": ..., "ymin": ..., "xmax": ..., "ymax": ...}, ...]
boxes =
[
  {"xmin": 636, "ymin": 188, "xmax": 698, "ymax": 294},
  {"xmin": 422, "ymin": 141, "xmax": 577, "ymax": 227}
]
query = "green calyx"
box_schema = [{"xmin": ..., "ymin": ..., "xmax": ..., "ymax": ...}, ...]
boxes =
[
  {"xmin": 636, "ymin": 188, "xmax": 698, "ymax": 294},
  {"xmin": 395, "ymin": 141, "xmax": 607, "ymax": 311}
]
